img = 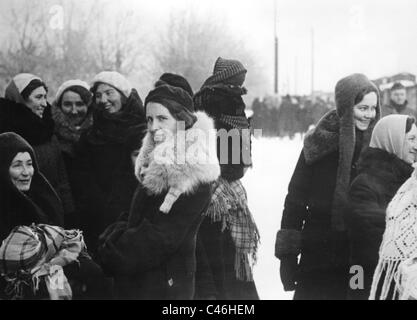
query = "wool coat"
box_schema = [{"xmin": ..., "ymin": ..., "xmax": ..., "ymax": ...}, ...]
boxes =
[
  {"xmin": 275, "ymin": 73, "xmax": 381, "ymax": 300},
  {"xmin": 381, "ymin": 100, "xmax": 415, "ymax": 118},
  {"xmin": 347, "ymin": 147, "xmax": 413, "ymax": 299},
  {"xmin": 97, "ymin": 112, "xmax": 220, "ymax": 300}
]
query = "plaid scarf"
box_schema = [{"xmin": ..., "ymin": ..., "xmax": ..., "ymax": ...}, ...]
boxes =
[
  {"xmin": 0, "ymin": 224, "xmax": 85, "ymax": 300},
  {"xmin": 204, "ymin": 178, "xmax": 260, "ymax": 281}
]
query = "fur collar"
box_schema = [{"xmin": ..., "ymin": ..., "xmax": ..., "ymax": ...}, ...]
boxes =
[
  {"xmin": 303, "ymin": 109, "xmax": 339, "ymax": 164},
  {"xmin": 358, "ymin": 147, "xmax": 413, "ymax": 183},
  {"xmin": 135, "ymin": 111, "xmax": 220, "ymax": 195}
]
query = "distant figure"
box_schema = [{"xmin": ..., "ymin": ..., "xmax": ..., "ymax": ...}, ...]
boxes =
[
  {"xmin": 0, "ymin": 73, "xmax": 74, "ymax": 217},
  {"xmin": 381, "ymin": 82, "xmax": 415, "ymax": 118},
  {"xmin": 275, "ymin": 73, "xmax": 381, "ymax": 300}
]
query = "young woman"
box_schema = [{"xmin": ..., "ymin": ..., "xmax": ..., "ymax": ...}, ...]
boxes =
[
  {"xmin": 275, "ymin": 73, "xmax": 381, "ymax": 300},
  {"xmin": 0, "ymin": 73, "xmax": 74, "ymax": 218},
  {"xmin": 97, "ymin": 81, "xmax": 220, "ymax": 299},
  {"xmin": 71, "ymin": 71, "xmax": 146, "ymax": 253}
]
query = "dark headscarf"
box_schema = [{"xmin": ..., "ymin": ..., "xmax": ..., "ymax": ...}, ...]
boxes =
[
  {"xmin": 86, "ymin": 89, "xmax": 146, "ymax": 145},
  {"xmin": 0, "ymin": 133, "xmax": 64, "ymax": 240}
]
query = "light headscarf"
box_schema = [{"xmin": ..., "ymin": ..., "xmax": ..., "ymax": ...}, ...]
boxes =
[{"xmin": 370, "ymin": 114, "xmax": 410, "ymax": 162}]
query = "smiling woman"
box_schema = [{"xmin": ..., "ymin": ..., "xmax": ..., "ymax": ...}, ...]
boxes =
[{"xmin": 0, "ymin": 73, "xmax": 75, "ymax": 217}]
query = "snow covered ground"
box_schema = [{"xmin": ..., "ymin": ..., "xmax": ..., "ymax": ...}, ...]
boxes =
[{"xmin": 241, "ymin": 136, "xmax": 304, "ymax": 300}]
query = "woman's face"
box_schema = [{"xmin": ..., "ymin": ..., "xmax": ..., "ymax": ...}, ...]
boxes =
[
  {"xmin": 25, "ymin": 86, "xmax": 47, "ymax": 118},
  {"xmin": 353, "ymin": 92, "xmax": 378, "ymax": 131},
  {"xmin": 61, "ymin": 91, "xmax": 88, "ymax": 124},
  {"xmin": 146, "ymin": 102, "xmax": 177, "ymax": 144},
  {"xmin": 9, "ymin": 152, "xmax": 34, "ymax": 192},
  {"xmin": 403, "ymin": 124, "xmax": 417, "ymax": 164},
  {"xmin": 94, "ymin": 84, "xmax": 124, "ymax": 114}
]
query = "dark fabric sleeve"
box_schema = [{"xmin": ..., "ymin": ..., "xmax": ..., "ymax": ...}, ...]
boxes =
[
  {"xmin": 97, "ymin": 184, "xmax": 211, "ymax": 276},
  {"xmin": 347, "ymin": 175, "xmax": 386, "ymax": 268},
  {"xmin": 280, "ymin": 150, "xmax": 313, "ymax": 230}
]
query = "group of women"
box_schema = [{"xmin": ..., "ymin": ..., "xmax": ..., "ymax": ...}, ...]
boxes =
[
  {"xmin": 0, "ymin": 57, "xmax": 259, "ymax": 300},
  {"xmin": 276, "ymin": 73, "xmax": 417, "ymax": 300}
]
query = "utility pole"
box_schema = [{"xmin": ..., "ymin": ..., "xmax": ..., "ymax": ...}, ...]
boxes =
[
  {"xmin": 274, "ymin": 0, "xmax": 279, "ymax": 95},
  {"xmin": 311, "ymin": 27, "xmax": 315, "ymax": 98}
]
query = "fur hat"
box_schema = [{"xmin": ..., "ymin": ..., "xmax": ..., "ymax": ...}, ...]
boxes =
[
  {"xmin": 203, "ymin": 57, "xmax": 247, "ymax": 86},
  {"xmin": 145, "ymin": 83, "xmax": 197, "ymax": 129},
  {"xmin": 91, "ymin": 71, "xmax": 132, "ymax": 98},
  {"xmin": 156, "ymin": 73, "xmax": 193, "ymax": 96}
]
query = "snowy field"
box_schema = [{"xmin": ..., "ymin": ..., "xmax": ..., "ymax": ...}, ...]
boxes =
[{"xmin": 241, "ymin": 136, "xmax": 304, "ymax": 300}]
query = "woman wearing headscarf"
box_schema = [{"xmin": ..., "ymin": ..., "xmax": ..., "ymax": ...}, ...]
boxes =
[
  {"xmin": 52, "ymin": 80, "xmax": 93, "ymax": 172},
  {"xmin": 194, "ymin": 57, "xmax": 260, "ymax": 300},
  {"xmin": 72, "ymin": 71, "xmax": 146, "ymax": 253},
  {"xmin": 0, "ymin": 132, "xmax": 109, "ymax": 300},
  {"xmin": 348, "ymin": 115, "xmax": 417, "ymax": 299},
  {"xmin": 0, "ymin": 73, "xmax": 74, "ymax": 219},
  {"xmin": 97, "ymin": 80, "xmax": 220, "ymax": 300},
  {"xmin": 274, "ymin": 73, "xmax": 381, "ymax": 300}
]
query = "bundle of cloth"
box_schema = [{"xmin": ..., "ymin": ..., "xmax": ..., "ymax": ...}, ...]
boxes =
[{"xmin": 0, "ymin": 224, "xmax": 85, "ymax": 300}]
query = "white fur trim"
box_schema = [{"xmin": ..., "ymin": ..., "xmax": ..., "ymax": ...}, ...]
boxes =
[{"xmin": 135, "ymin": 111, "xmax": 220, "ymax": 195}]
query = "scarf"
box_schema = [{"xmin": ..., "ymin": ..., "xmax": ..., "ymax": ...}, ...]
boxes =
[
  {"xmin": 0, "ymin": 224, "xmax": 85, "ymax": 300},
  {"xmin": 52, "ymin": 105, "xmax": 93, "ymax": 156},
  {"xmin": 370, "ymin": 165, "xmax": 417, "ymax": 300},
  {"xmin": 86, "ymin": 89, "xmax": 145, "ymax": 145},
  {"xmin": 204, "ymin": 177, "xmax": 260, "ymax": 281}
]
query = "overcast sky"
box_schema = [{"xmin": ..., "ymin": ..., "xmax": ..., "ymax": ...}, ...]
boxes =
[{"xmin": 1, "ymin": 0, "xmax": 417, "ymax": 96}]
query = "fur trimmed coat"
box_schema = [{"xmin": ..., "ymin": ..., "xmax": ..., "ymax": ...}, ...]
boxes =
[
  {"xmin": 347, "ymin": 147, "xmax": 413, "ymax": 299},
  {"xmin": 97, "ymin": 112, "xmax": 220, "ymax": 300}
]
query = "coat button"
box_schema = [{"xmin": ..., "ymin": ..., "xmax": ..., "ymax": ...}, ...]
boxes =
[{"xmin": 168, "ymin": 278, "xmax": 174, "ymax": 287}]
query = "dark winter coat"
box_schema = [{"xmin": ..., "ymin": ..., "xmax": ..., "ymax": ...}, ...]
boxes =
[
  {"xmin": 347, "ymin": 147, "xmax": 413, "ymax": 299},
  {"xmin": 381, "ymin": 100, "xmax": 415, "ymax": 118},
  {"xmin": 195, "ymin": 218, "xmax": 259, "ymax": 300},
  {"xmin": 71, "ymin": 90, "xmax": 146, "ymax": 252},
  {"xmin": 276, "ymin": 75, "xmax": 381, "ymax": 298},
  {"xmin": 97, "ymin": 112, "xmax": 220, "ymax": 300},
  {"xmin": 0, "ymin": 98, "xmax": 74, "ymax": 217}
]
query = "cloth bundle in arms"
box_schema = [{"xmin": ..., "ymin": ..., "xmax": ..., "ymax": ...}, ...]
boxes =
[{"xmin": 0, "ymin": 224, "xmax": 85, "ymax": 300}]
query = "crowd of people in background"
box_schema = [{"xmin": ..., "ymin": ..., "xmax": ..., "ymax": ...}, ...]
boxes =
[{"xmin": 0, "ymin": 57, "xmax": 260, "ymax": 300}]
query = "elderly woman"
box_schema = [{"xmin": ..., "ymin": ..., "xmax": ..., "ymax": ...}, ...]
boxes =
[
  {"xmin": 0, "ymin": 73, "xmax": 74, "ymax": 218},
  {"xmin": 0, "ymin": 132, "xmax": 111, "ymax": 299},
  {"xmin": 348, "ymin": 115, "xmax": 417, "ymax": 299},
  {"xmin": 97, "ymin": 80, "xmax": 220, "ymax": 300},
  {"xmin": 72, "ymin": 71, "xmax": 146, "ymax": 253},
  {"xmin": 275, "ymin": 73, "xmax": 381, "ymax": 300}
]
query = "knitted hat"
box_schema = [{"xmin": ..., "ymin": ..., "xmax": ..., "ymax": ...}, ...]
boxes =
[
  {"xmin": 203, "ymin": 57, "xmax": 247, "ymax": 86},
  {"xmin": 91, "ymin": 71, "xmax": 132, "ymax": 98},
  {"xmin": 156, "ymin": 73, "xmax": 193, "ymax": 96},
  {"xmin": 53, "ymin": 79, "xmax": 91, "ymax": 108},
  {"xmin": 5, "ymin": 74, "xmax": 44, "ymax": 104},
  {"xmin": 145, "ymin": 83, "xmax": 197, "ymax": 129}
]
